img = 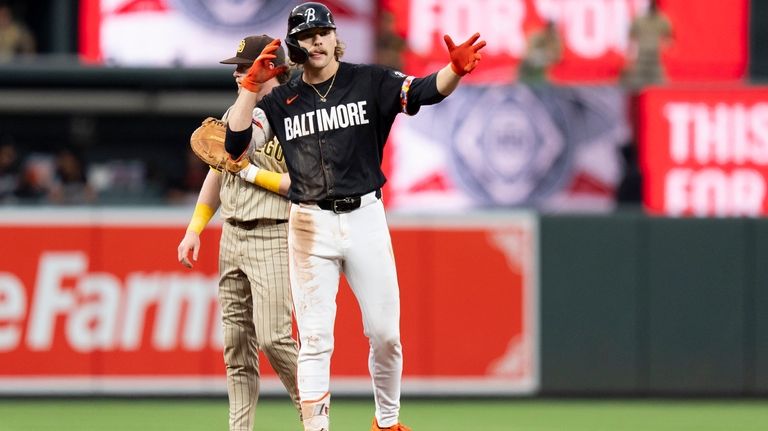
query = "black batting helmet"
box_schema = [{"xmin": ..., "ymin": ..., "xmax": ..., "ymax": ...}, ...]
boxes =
[
  {"xmin": 287, "ymin": 2, "xmax": 336, "ymax": 36},
  {"xmin": 285, "ymin": 2, "xmax": 336, "ymax": 64}
]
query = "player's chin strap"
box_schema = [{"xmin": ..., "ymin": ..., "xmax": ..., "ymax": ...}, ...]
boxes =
[{"xmin": 286, "ymin": 36, "xmax": 309, "ymax": 64}]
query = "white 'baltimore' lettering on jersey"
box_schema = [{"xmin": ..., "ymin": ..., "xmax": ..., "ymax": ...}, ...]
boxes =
[{"xmin": 284, "ymin": 101, "xmax": 369, "ymax": 140}]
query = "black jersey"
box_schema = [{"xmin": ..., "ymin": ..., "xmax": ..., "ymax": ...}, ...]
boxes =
[{"xmin": 258, "ymin": 61, "xmax": 445, "ymax": 202}]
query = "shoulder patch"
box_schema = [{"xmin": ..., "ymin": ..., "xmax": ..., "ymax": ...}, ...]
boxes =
[{"xmin": 252, "ymin": 107, "xmax": 268, "ymax": 126}]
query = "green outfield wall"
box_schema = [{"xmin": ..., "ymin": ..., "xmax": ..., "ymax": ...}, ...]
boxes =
[{"xmin": 539, "ymin": 215, "xmax": 768, "ymax": 395}]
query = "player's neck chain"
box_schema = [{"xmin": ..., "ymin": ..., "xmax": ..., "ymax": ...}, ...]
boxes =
[{"xmin": 305, "ymin": 73, "xmax": 337, "ymax": 102}]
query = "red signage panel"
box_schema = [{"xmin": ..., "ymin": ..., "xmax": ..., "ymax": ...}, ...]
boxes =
[
  {"xmin": 390, "ymin": 0, "xmax": 747, "ymax": 83},
  {"xmin": 640, "ymin": 86, "xmax": 768, "ymax": 216},
  {"xmin": 0, "ymin": 210, "xmax": 538, "ymax": 395}
]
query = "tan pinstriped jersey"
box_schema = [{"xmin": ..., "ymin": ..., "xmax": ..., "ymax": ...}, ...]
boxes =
[{"xmin": 218, "ymin": 108, "xmax": 290, "ymax": 222}]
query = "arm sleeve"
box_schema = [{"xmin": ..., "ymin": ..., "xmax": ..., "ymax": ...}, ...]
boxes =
[
  {"xmin": 405, "ymin": 72, "xmax": 447, "ymax": 114},
  {"xmin": 250, "ymin": 106, "xmax": 274, "ymax": 150},
  {"xmin": 225, "ymin": 125, "xmax": 252, "ymax": 159},
  {"xmin": 376, "ymin": 66, "xmax": 446, "ymax": 117}
]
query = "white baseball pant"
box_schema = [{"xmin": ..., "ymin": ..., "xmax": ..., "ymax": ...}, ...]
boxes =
[{"xmin": 288, "ymin": 191, "xmax": 403, "ymax": 428}]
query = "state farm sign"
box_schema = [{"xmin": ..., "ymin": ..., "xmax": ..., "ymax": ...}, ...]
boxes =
[
  {"xmin": 1, "ymin": 252, "xmax": 220, "ymax": 354},
  {"xmin": 0, "ymin": 209, "xmax": 538, "ymax": 395},
  {"xmin": 640, "ymin": 87, "xmax": 768, "ymax": 217}
]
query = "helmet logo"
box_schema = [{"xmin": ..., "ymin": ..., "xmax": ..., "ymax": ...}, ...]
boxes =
[
  {"xmin": 237, "ymin": 39, "xmax": 246, "ymax": 53},
  {"xmin": 305, "ymin": 8, "xmax": 316, "ymax": 23}
]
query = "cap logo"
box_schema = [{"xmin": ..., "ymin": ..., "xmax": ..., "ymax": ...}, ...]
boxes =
[
  {"xmin": 305, "ymin": 8, "xmax": 316, "ymax": 23},
  {"xmin": 237, "ymin": 39, "xmax": 246, "ymax": 53}
]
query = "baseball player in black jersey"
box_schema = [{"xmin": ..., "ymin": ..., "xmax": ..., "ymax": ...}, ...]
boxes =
[{"xmin": 224, "ymin": 3, "xmax": 485, "ymax": 430}]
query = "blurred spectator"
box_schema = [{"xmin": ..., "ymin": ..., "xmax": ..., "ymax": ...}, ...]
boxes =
[
  {"xmin": 375, "ymin": 11, "xmax": 406, "ymax": 70},
  {"xmin": 165, "ymin": 150, "xmax": 209, "ymax": 204},
  {"xmin": 47, "ymin": 147, "xmax": 96, "ymax": 205},
  {"xmin": 0, "ymin": 1, "xmax": 35, "ymax": 62},
  {"xmin": 89, "ymin": 159, "xmax": 166, "ymax": 203},
  {"xmin": 518, "ymin": 20, "xmax": 562, "ymax": 84},
  {"xmin": 14, "ymin": 153, "xmax": 54, "ymax": 203},
  {"xmin": 0, "ymin": 138, "xmax": 20, "ymax": 203},
  {"xmin": 616, "ymin": 141, "xmax": 642, "ymax": 205},
  {"xmin": 622, "ymin": 0, "xmax": 673, "ymax": 90}
]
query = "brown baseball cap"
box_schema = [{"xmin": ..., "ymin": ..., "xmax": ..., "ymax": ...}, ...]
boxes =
[{"xmin": 219, "ymin": 34, "xmax": 286, "ymax": 65}]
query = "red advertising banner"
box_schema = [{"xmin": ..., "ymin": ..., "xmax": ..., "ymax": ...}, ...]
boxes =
[
  {"xmin": 639, "ymin": 86, "xmax": 768, "ymax": 217},
  {"xmin": 388, "ymin": 0, "xmax": 748, "ymax": 83},
  {"xmin": 0, "ymin": 209, "xmax": 537, "ymax": 395}
]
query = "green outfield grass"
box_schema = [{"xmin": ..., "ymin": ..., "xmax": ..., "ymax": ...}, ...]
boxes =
[{"xmin": 1, "ymin": 398, "xmax": 767, "ymax": 431}]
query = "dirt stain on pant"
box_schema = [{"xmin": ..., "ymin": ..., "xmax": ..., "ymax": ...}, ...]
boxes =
[{"xmin": 290, "ymin": 209, "xmax": 320, "ymax": 319}]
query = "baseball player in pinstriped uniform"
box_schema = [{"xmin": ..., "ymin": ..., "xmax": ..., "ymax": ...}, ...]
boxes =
[
  {"xmin": 177, "ymin": 35, "xmax": 298, "ymax": 431},
  {"xmin": 223, "ymin": 3, "xmax": 486, "ymax": 430}
]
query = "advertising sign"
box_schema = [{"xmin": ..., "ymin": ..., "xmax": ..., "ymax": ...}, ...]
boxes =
[
  {"xmin": 388, "ymin": 0, "xmax": 748, "ymax": 83},
  {"xmin": 640, "ymin": 87, "xmax": 768, "ymax": 217},
  {"xmin": 0, "ymin": 209, "xmax": 538, "ymax": 395}
]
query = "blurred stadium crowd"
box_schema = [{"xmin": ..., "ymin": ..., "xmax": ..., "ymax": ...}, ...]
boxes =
[
  {"xmin": 0, "ymin": 136, "xmax": 208, "ymax": 205},
  {"xmin": 0, "ymin": 0, "xmax": 766, "ymax": 210},
  {"xmin": 0, "ymin": 0, "xmax": 211, "ymax": 205}
]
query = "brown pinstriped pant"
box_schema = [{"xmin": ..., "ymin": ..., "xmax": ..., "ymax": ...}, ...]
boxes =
[{"xmin": 218, "ymin": 221, "xmax": 300, "ymax": 431}]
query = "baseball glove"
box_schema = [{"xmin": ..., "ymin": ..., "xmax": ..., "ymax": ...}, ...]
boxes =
[{"xmin": 189, "ymin": 117, "xmax": 249, "ymax": 173}]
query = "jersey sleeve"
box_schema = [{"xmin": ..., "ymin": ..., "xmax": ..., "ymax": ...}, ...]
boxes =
[
  {"xmin": 406, "ymin": 72, "xmax": 446, "ymax": 114},
  {"xmin": 251, "ymin": 107, "xmax": 273, "ymax": 150},
  {"xmin": 374, "ymin": 65, "xmax": 446, "ymax": 118},
  {"xmin": 375, "ymin": 66, "xmax": 414, "ymax": 117}
]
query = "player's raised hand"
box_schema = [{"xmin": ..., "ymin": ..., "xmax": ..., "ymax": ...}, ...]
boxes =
[
  {"xmin": 444, "ymin": 33, "xmax": 486, "ymax": 76},
  {"xmin": 177, "ymin": 231, "xmax": 201, "ymax": 269},
  {"xmin": 241, "ymin": 39, "xmax": 290, "ymax": 92}
]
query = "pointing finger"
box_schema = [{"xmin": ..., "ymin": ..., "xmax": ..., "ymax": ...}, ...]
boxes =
[
  {"xmin": 465, "ymin": 32, "xmax": 480, "ymax": 47},
  {"xmin": 473, "ymin": 40, "xmax": 487, "ymax": 52},
  {"xmin": 443, "ymin": 34, "xmax": 456, "ymax": 51}
]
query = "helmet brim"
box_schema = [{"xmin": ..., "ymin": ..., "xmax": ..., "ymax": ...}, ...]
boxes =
[{"xmin": 289, "ymin": 23, "xmax": 336, "ymax": 36}]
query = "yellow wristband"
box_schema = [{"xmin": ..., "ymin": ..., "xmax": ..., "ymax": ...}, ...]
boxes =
[
  {"xmin": 253, "ymin": 169, "xmax": 283, "ymax": 194},
  {"xmin": 187, "ymin": 203, "xmax": 215, "ymax": 234}
]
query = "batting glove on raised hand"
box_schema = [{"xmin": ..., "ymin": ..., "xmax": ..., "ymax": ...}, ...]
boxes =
[
  {"xmin": 444, "ymin": 33, "xmax": 486, "ymax": 76},
  {"xmin": 241, "ymin": 38, "xmax": 290, "ymax": 93}
]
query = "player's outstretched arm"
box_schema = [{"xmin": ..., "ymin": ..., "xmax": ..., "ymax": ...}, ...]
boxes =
[
  {"xmin": 177, "ymin": 169, "xmax": 222, "ymax": 269},
  {"xmin": 436, "ymin": 33, "xmax": 486, "ymax": 96}
]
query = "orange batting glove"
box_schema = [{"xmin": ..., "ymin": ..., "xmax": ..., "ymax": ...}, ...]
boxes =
[
  {"xmin": 444, "ymin": 33, "xmax": 486, "ymax": 76},
  {"xmin": 241, "ymin": 38, "xmax": 290, "ymax": 93}
]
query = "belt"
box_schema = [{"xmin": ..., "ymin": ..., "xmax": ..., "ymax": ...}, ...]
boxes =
[
  {"xmin": 311, "ymin": 190, "xmax": 382, "ymax": 214},
  {"xmin": 226, "ymin": 219, "xmax": 287, "ymax": 230}
]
